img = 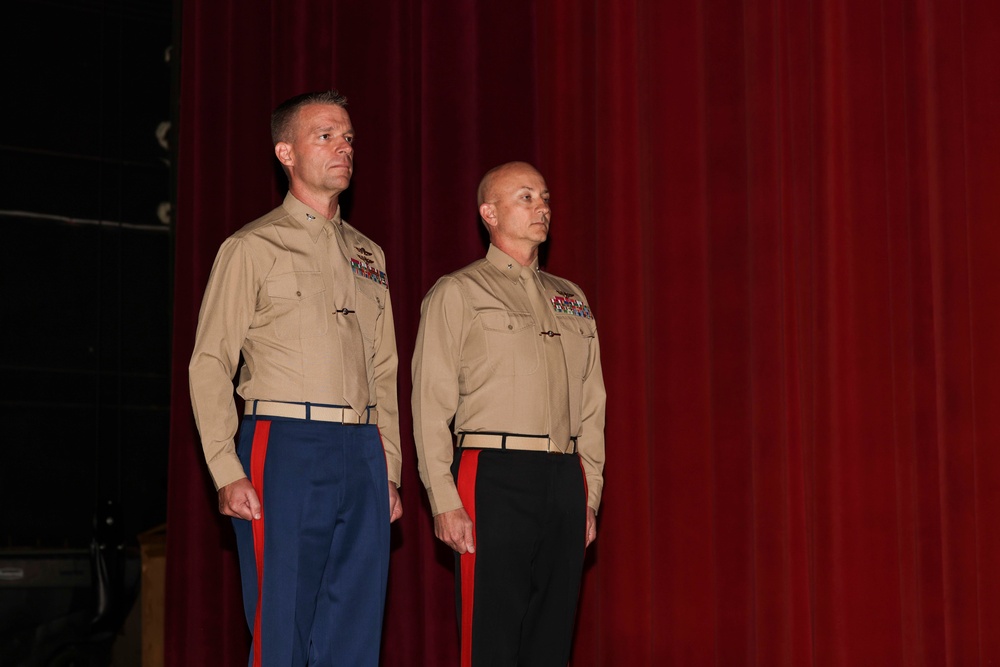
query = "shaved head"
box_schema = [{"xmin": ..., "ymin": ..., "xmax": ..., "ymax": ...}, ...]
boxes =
[
  {"xmin": 477, "ymin": 161, "xmax": 541, "ymax": 210},
  {"xmin": 475, "ymin": 161, "xmax": 551, "ymax": 264}
]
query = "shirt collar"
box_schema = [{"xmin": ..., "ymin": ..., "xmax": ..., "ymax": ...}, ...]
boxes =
[
  {"xmin": 282, "ymin": 192, "xmax": 342, "ymax": 242},
  {"xmin": 486, "ymin": 243, "xmax": 539, "ymax": 283}
]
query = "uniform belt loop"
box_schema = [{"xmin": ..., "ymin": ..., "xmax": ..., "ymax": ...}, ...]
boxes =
[
  {"xmin": 501, "ymin": 434, "xmax": 508, "ymax": 450},
  {"xmin": 305, "ymin": 403, "xmax": 311, "ymax": 420},
  {"xmin": 252, "ymin": 400, "xmax": 258, "ymax": 417}
]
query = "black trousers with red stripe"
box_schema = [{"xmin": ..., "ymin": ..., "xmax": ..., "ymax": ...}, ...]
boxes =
[{"xmin": 453, "ymin": 448, "xmax": 588, "ymax": 667}]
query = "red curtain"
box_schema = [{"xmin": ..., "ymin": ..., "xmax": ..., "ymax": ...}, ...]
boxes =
[{"xmin": 166, "ymin": 0, "xmax": 1000, "ymax": 665}]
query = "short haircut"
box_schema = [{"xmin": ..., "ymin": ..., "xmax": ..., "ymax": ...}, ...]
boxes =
[{"xmin": 270, "ymin": 90, "xmax": 348, "ymax": 145}]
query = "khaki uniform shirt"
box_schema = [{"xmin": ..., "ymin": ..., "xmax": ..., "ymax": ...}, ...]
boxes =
[
  {"xmin": 412, "ymin": 244, "xmax": 606, "ymax": 515},
  {"xmin": 189, "ymin": 193, "xmax": 401, "ymax": 490}
]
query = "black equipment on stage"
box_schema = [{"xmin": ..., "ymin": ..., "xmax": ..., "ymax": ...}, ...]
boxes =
[{"xmin": 0, "ymin": 502, "xmax": 140, "ymax": 667}]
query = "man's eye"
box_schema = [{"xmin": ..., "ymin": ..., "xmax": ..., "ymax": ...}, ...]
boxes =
[
  {"xmin": 319, "ymin": 134, "xmax": 330, "ymax": 140},
  {"xmin": 345, "ymin": 135, "xmax": 354, "ymax": 144}
]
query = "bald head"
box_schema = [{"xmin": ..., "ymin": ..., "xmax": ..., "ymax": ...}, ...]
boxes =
[
  {"xmin": 477, "ymin": 161, "xmax": 541, "ymax": 210},
  {"xmin": 476, "ymin": 161, "xmax": 551, "ymax": 264}
]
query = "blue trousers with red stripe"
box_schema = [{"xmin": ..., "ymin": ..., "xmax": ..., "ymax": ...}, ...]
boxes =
[
  {"xmin": 233, "ymin": 415, "xmax": 390, "ymax": 667},
  {"xmin": 453, "ymin": 448, "xmax": 588, "ymax": 667}
]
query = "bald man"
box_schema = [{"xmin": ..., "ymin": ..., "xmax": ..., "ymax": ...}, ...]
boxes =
[{"xmin": 411, "ymin": 162, "xmax": 606, "ymax": 665}]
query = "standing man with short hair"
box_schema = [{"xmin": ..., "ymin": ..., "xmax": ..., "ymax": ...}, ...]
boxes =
[
  {"xmin": 189, "ymin": 90, "xmax": 402, "ymax": 667},
  {"xmin": 411, "ymin": 161, "xmax": 606, "ymax": 666}
]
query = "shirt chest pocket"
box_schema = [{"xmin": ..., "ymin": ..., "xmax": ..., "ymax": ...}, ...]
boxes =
[
  {"xmin": 265, "ymin": 271, "xmax": 328, "ymax": 340},
  {"xmin": 354, "ymin": 281, "xmax": 384, "ymax": 348},
  {"xmin": 479, "ymin": 309, "xmax": 540, "ymax": 376},
  {"xmin": 557, "ymin": 316, "xmax": 596, "ymax": 379}
]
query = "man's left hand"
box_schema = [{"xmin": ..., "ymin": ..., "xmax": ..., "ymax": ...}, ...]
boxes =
[
  {"xmin": 585, "ymin": 507, "xmax": 597, "ymax": 548},
  {"xmin": 388, "ymin": 485, "xmax": 403, "ymax": 523}
]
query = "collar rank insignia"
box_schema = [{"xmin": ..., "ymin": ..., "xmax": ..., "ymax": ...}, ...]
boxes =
[
  {"xmin": 550, "ymin": 295, "xmax": 593, "ymax": 319},
  {"xmin": 350, "ymin": 253, "xmax": 389, "ymax": 287}
]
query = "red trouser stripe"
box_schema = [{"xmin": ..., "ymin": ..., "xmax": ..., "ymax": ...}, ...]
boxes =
[
  {"xmin": 249, "ymin": 420, "xmax": 271, "ymax": 667},
  {"xmin": 457, "ymin": 449, "xmax": 481, "ymax": 667}
]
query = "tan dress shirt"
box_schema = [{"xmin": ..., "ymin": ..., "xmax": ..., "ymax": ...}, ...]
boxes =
[
  {"xmin": 412, "ymin": 244, "xmax": 606, "ymax": 515},
  {"xmin": 189, "ymin": 193, "xmax": 401, "ymax": 490}
]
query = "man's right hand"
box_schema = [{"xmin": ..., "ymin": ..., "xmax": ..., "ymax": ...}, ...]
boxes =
[
  {"xmin": 218, "ymin": 478, "xmax": 261, "ymax": 521},
  {"xmin": 434, "ymin": 507, "xmax": 476, "ymax": 554}
]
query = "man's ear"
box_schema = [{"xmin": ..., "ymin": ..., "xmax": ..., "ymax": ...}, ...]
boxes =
[
  {"xmin": 479, "ymin": 203, "xmax": 497, "ymax": 229},
  {"xmin": 275, "ymin": 142, "xmax": 293, "ymax": 167}
]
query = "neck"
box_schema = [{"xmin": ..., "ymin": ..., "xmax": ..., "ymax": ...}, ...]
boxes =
[
  {"xmin": 290, "ymin": 185, "xmax": 341, "ymax": 220},
  {"xmin": 493, "ymin": 239, "xmax": 539, "ymax": 267}
]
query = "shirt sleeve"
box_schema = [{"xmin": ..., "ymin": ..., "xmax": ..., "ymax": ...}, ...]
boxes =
[
  {"xmin": 577, "ymin": 328, "xmax": 607, "ymax": 512},
  {"xmin": 373, "ymin": 289, "xmax": 402, "ymax": 487},
  {"xmin": 188, "ymin": 236, "xmax": 256, "ymax": 490},
  {"xmin": 411, "ymin": 276, "xmax": 467, "ymax": 516}
]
